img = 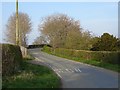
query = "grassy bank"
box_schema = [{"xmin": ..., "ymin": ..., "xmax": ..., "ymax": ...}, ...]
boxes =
[
  {"xmin": 23, "ymin": 53, "xmax": 35, "ymax": 61},
  {"xmin": 42, "ymin": 46, "xmax": 120, "ymax": 72},
  {"xmin": 3, "ymin": 61, "xmax": 61, "ymax": 88}
]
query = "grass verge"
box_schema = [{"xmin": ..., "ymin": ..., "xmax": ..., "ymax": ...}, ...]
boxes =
[
  {"xmin": 2, "ymin": 61, "xmax": 61, "ymax": 88},
  {"xmin": 42, "ymin": 50, "xmax": 120, "ymax": 72},
  {"xmin": 23, "ymin": 54, "xmax": 35, "ymax": 61}
]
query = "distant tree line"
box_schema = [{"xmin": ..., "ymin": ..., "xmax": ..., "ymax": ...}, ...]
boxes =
[
  {"xmin": 34, "ymin": 13, "xmax": 119, "ymax": 51},
  {"xmin": 5, "ymin": 13, "xmax": 119, "ymax": 51}
]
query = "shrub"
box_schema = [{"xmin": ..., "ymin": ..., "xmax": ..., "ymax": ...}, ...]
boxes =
[
  {"xmin": 2, "ymin": 44, "xmax": 23, "ymax": 77},
  {"xmin": 42, "ymin": 45, "xmax": 52, "ymax": 53}
]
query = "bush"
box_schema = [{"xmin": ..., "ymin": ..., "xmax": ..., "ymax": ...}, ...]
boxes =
[
  {"xmin": 42, "ymin": 45, "xmax": 52, "ymax": 53},
  {"xmin": 2, "ymin": 44, "xmax": 23, "ymax": 77},
  {"xmin": 43, "ymin": 46, "xmax": 119, "ymax": 64}
]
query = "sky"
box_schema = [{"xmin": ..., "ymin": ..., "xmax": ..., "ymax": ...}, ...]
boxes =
[{"xmin": 0, "ymin": 1, "xmax": 118, "ymax": 45}]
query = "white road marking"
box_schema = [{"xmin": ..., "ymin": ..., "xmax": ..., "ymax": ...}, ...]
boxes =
[
  {"xmin": 34, "ymin": 57, "xmax": 82, "ymax": 73},
  {"xmin": 49, "ymin": 65, "xmax": 52, "ymax": 67},
  {"xmin": 75, "ymin": 68, "xmax": 79, "ymax": 72},
  {"xmin": 58, "ymin": 70, "xmax": 61, "ymax": 72},
  {"xmin": 51, "ymin": 68, "xmax": 62, "ymax": 78},
  {"xmin": 78, "ymin": 68, "xmax": 82, "ymax": 72},
  {"xmin": 65, "ymin": 69, "xmax": 68, "ymax": 71},
  {"xmin": 54, "ymin": 69, "xmax": 60, "ymax": 71},
  {"xmin": 52, "ymin": 68, "xmax": 82, "ymax": 73},
  {"xmin": 53, "ymin": 69, "xmax": 55, "ymax": 71},
  {"xmin": 56, "ymin": 72, "xmax": 62, "ymax": 78},
  {"xmin": 33, "ymin": 57, "xmax": 63, "ymax": 78},
  {"xmin": 51, "ymin": 67, "xmax": 54, "ymax": 70},
  {"xmin": 35, "ymin": 57, "xmax": 44, "ymax": 62},
  {"xmin": 59, "ymin": 70, "xmax": 64, "ymax": 73},
  {"xmin": 69, "ymin": 69, "xmax": 74, "ymax": 72},
  {"xmin": 65, "ymin": 69, "xmax": 70, "ymax": 72}
]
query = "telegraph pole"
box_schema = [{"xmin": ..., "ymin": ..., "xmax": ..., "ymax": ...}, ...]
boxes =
[{"xmin": 16, "ymin": 0, "xmax": 19, "ymax": 45}]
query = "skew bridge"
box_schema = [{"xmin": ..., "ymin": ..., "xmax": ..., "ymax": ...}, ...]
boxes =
[{"xmin": 27, "ymin": 44, "xmax": 51, "ymax": 49}]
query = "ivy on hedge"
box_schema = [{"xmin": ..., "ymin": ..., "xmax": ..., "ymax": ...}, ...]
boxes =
[{"xmin": 2, "ymin": 44, "xmax": 23, "ymax": 77}]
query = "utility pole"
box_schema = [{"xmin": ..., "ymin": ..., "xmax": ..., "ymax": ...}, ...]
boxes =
[{"xmin": 16, "ymin": 0, "xmax": 19, "ymax": 45}]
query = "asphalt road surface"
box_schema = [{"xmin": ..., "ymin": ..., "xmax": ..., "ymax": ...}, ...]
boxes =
[{"xmin": 28, "ymin": 48, "xmax": 118, "ymax": 88}]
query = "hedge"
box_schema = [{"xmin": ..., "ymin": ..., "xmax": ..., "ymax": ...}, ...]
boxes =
[
  {"xmin": 2, "ymin": 44, "xmax": 23, "ymax": 76},
  {"xmin": 42, "ymin": 46, "xmax": 119, "ymax": 64}
]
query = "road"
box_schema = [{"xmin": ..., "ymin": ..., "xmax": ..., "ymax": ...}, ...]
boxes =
[{"xmin": 28, "ymin": 48, "xmax": 118, "ymax": 88}]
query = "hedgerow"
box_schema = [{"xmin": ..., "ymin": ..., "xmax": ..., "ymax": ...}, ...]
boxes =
[
  {"xmin": 2, "ymin": 44, "xmax": 23, "ymax": 76},
  {"xmin": 42, "ymin": 46, "xmax": 119, "ymax": 64}
]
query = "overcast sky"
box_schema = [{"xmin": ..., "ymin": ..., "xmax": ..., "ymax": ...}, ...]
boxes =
[{"xmin": 1, "ymin": 2, "xmax": 118, "ymax": 44}]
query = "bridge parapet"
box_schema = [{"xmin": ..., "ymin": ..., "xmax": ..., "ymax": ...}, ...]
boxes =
[{"xmin": 27, "ymin": 44, "xmax": 52, "ymax": 49}]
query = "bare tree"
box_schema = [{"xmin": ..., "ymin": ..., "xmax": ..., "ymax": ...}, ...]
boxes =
[
  {"xmin": 5, "ymin": 12, "xmax": 32, "ymax": 47},
  {"xmin": 37, "ymin": 13, "xmax": 93, "ymax": 50},
  {"xmin": 38, "ymin": 13, "xmax": 82, "ymax": 49}
]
